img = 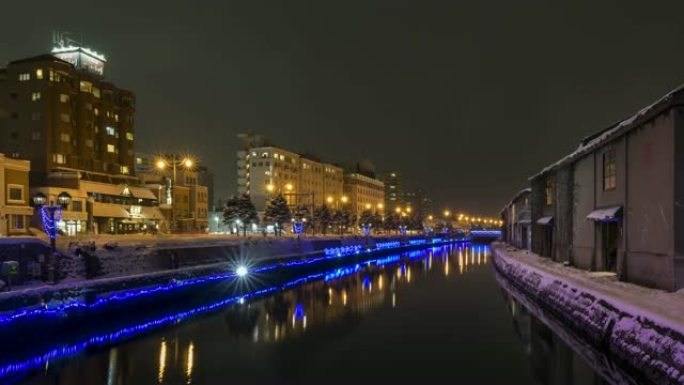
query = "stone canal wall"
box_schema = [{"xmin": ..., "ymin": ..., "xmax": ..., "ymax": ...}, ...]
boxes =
[
  {"xmin": 492, "ymin": 243, "xmax": 684, "ymax": 384},
  {"xmin": 60, "ymin": 235, "xmax": 414, "ymax": 280}
]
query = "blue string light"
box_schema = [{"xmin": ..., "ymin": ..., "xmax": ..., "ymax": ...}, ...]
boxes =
[
  {"xmin": 0, "ymin": 247, "xmax": 468, "ymax": 380},
  {"xmin": 0, "ymin": 238, "xmax": 469, "ymax": 328}
]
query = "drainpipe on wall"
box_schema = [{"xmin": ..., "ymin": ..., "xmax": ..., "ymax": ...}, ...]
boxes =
[{"xmin": 620, "ymin": 135, "xmax": 629, "ymax": 281}]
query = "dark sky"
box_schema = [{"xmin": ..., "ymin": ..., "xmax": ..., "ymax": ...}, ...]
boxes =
[{"xmin": 3, "ymin": 1, "xmax": 684, "ymax": 215}]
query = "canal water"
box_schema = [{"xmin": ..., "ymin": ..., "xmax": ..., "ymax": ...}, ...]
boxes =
[{"xmin": 9, "ymin": 244, "xmax": 635, "ymax": 385}]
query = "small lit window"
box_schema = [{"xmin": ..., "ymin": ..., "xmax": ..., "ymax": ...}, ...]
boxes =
[
  {"xmin": 92, "ymin": 87, "xmax": 101, "ymax": 98},
  {"xmin": 85, "ymin": 139, "xmax": 93, "ymax": 147},
  {"xmin": 114, "ymin": 113, "xmax": 119, "ymax": 122},
  {"xmin": 60, "ymin": 133, "xmax": 70, "ymax": 142},
  {"xmin": 10, "ymin": 215, "xmax": 24, "ymax": 230},
  {"xmin": 545, "ymin": 180, "xmax": 553, "ymax": 206},
  {"xmin": 94, "ymin": 126, "xmax": 99, "ymax": 133},
  {"xmin": 603, "ymin": 150, "xmax": 617, "ymax": 190},
  {"xmin": 94, "ymin": 108, "xmax": 99, "ymax": 116},
  {"xmin": 126, "ymin": 132, "xmax": 134, "ymax": 141},
  {"xmin": 107, "ymin": 144, "xmax": 116, "ymax": 153},
  {"xmin": 106, "ymin": 126, "xmax": 116, "ymax": 136},
  {"xmin": 60, "ymin": 94, "xmax": 69, "ymax": 103},
  {"xmin": 8, "ymin": 185, "xmax": 23, "ymax": 202},
  {"xmin": 121, "ymin": 166, "xmax": 130, "ymax": 175},
  {"xmin": 31, "ymin": 92, "xmax": 41, "ymax": 101},
  {"xmin": 35, "ymin": 69, "xmax": 43, "ymax": 80},
  {"xmin": 53, "ymin": 153, "xmax": 66, "ymax": 164},
  {"xmin": 60, "ymin": 114, "xmax": 70, "ymax": 123},
  {"xmin": 79, "ymin": 81, "xmax": 92, "ymax": 93},
  {"xmin": 18, "ymin": 73, "xmax": 30, "ymax": 81}
]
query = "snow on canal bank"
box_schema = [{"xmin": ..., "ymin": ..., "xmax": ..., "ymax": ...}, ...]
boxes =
[{"xmin": 492, "ymin": 243, "xmax": 684, "ymax": 384}]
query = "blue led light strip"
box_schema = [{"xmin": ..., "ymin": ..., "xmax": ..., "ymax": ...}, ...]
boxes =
[
  {"xmin": 0, "ymin": 239, "xmax": 466, "ymax": 327},
  {"xmin": 0, "ymin": 250, "xmax": 436, "ymax": 380}
]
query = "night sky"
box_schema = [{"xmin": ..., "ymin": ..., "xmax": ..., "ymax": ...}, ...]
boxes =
[{"xmin": 3, "ymin": 0, "xmax": 684, "ymax": 215}]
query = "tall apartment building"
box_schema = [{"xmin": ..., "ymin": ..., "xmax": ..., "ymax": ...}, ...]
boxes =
[
  {"xmin": 236, "ymin": 135, "xmax": 344, "ymax": 213},
  {"xmin": 343, "ymin": 173, "xmax": 385, "ymax": 219},
  {"xmin": 379, "ymin": 171, "xmax": 403, "ymax": 210},
  {"xmin": 404, "ymin": 187, "xmax": 433, "ymax": 219},
  {"xmin": 0, "ymin": 46, "xmax": 135, "ymax": 186}
]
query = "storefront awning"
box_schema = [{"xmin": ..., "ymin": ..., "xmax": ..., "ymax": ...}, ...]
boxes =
[
  {"xmin": 129, "ymin": 186, "xmax": 157, "ymax": 200},
  {"xmin": 536, "ymin": 216, "xmax": 553, "ymax": 225},
  {"xmin": 2, "ymin": 206, "xmax": 34, "ymax": 216},
  {"xmin": 92, "ymin": 203, "xmax": 129, "ymax": 218},
  {"xmin": 587, "ymin": 206, "xmax": 622, "ymax": 222},
  {"xmin": 141, "ymin": 206, "xmax": 165, "ymax": 220}
]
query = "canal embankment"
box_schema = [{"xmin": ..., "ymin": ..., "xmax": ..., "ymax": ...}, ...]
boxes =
[
  {"xmin": 491, "ymin": 242, "xmax": 684, "ymax": 384},
  {"xmin": 0, "ymin": 235, "xmax": 459, "ymax": 320}
]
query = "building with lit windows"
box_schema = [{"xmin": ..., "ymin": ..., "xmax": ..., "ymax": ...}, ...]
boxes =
[
  {"xmin": 0, "ymin": 47, "xmax": 135, "ymax": 186},
  {"xmin": 136, "ymin": 155, "xmax": 209, "ymax": 233},
  {"xmin": 379, "ymin": 171, "xmax": 403, "ymax": 210},
  {"xmin": 0, "ymin": 154, "xmax": 32, "ymax": 236},
  {"xmin": 236, "ymin": 134, "xmax": 344, "ymax": 214},
  {"xmin": 342, "ymin": 173, "xmax": 385, "ymax": 219},
  {"xmin": 0, "ymin": 43, "xmax": 167, "ymax": 235}
]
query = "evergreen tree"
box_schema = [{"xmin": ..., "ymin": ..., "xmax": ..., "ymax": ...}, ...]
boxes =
[
  {"xmin": 313, "ymin": 205, "xmax": 332, "ymax": 235},
  {"xmin": 264, "ymin": 194, "xmax": 291, "ymax": 236},
  {"xmin": 332, "ymin": 209, "xmax": 354, "ymax": 236},
  {"xmin": 371, "ymin": 212, "xmax": 383, "ymax": 233},
  {"xmin": 223, "ymin": 194, "xmax": 258, "ymax": 236},
  {"xmin": 358, "ymin": 210, "xmax": 374, "ymax": 234},
  {"xmin": 383, "ymin": 212, "xmax": 399, "ymax": 234}
]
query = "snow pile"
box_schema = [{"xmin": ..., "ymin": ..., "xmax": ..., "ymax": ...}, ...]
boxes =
[{"xmin": 492, "ymin": 244, "xmax": 684, "ymax": 384}]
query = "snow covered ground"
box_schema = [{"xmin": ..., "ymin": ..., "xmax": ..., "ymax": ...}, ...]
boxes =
[{"xmin": 492, "ymin": 243, "xmax": 684, "ymax": 384}]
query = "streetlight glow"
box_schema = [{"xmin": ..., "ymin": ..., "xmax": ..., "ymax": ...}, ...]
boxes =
[
  {"xmin": 236, "ymin": 266, "xmax": 249, "ymax": 277},
  {"xmin": 183, "ymin": 158, "xmax": 193, "ymax": 168},
  {"xmin": 156, "ymin": 160, "xmax": 166, "ymax": 170}
]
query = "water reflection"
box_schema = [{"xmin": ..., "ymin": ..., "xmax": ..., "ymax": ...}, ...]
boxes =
[{"xmin": 19, "ymin": 244, "xmax": 498, "ymax": 385}]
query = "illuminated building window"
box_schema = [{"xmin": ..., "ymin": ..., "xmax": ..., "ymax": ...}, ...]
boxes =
[
  {"xmin": 31, "ymin": 92, "xmax": 41, "ymax": 101},
  {"xmin": 80, "ymin": 81, "xmax": 92, "ymax": 93},
  {"xmin": 545, "ymin": 180, "xmax": 553, "ymax": 206},
  {"xmin": 53, "ymin": 153, "xmax": 66, "ymax": 164},
  {"xmin": 85, "ymin": 139, "xmax": 93, "ymax": 147},
  {"xmin": 60, "ymin": 113, "xmax": 70, "ymax": 123},
  {"xmin": 35, "ymin": 69, "xmax": 43, "ymax": 80},
  {"xmin": 114, "ymin": 113, "xmax": 119, "ymax": 122},
  {"xmin": 60, "ymin": 133, "xmax": 70, "ymax": 142},
  {"xmin": 94, "ymin": 125, "xmax": 99, "ymax": 133},
  {"xmin": 94, "ymin": 108, "xmax": 99, "ymax": 116},
  {"xmin": 106, "ymin": 126, "xmax": 116, "ymax": 136},
  {"xmin": 60, "ymin": 94, "xmax": 69, "ymax": 103},
  {"xmin": 18, "ymin": 73, "xmax": 30, "ymax": 81},
  {"xmin": 126, "ymin": 132, "xmax": 134, "ymax": 141},
  {"xmin": 92, "ymin": 87, "xmax": 101, "ymax": 98},
  {"xmin": 107, "ymin": 144, "xmax": 116, "ymax": 153},
  {"xmin": 121, "ymin": 166, "xmax": 130, "ymax": 174},
  {"xmin": 603, "ymin": 150, "xmax": 616, "ymax": 190}
]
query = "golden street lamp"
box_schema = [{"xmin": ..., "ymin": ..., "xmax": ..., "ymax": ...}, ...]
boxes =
[
  {"xmin": 156, "ymin": 154, "xmax": 195, "ymax": 233},
  {"xmin": 443, "ymin": 210, "xmax": 451, "ymax": 218}
]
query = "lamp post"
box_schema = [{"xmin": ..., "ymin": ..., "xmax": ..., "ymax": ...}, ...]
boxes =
[
  {"xmin": 33, "ymin": 191, "xmax": 71, "ymax": 284},
  {"xmin": 156, "ymin": 155, "xmax": 194, "ymax": 233}
]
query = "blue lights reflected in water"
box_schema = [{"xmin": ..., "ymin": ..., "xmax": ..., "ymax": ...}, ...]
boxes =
[{"xmin": 0, "ymin": 240, "xmax": 481, "ymax": 382}]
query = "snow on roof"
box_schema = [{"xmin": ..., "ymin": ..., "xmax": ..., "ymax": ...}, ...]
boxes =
[
  {"xmin": 500, "ymin": 187, "xmax": 532, "ymax": 213},
  {"xmin": 586, "ymin": 205, "xmax": 622, "ymax": 221},
  {"xmin": 530, "ymin": 83, "xmax": 684, "ymax": 180}
]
